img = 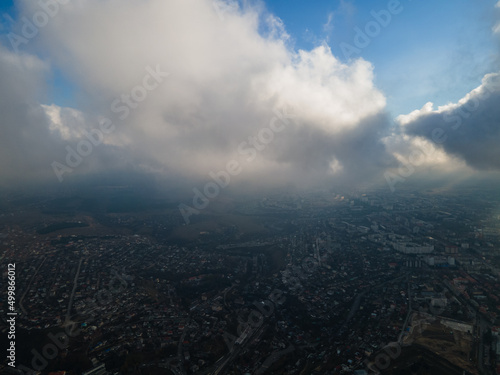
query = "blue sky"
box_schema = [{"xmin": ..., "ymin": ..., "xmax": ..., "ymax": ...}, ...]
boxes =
[
  {"xmin": 1, "ymin": 0, "xmax": 498, "ymax": 117},
  {"xmin": 0, "ymin": 0, "xmax": 76, "ymax": 107},
  {"xmin": 0, "ymin": 0, "xmax": 13, "ymax": 13},
  {"xmin": 264, "ymin": 0, "xmax": 499, "ymax": 116}
]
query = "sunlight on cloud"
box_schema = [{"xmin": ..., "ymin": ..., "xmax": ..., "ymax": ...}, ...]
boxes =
[
  {"xmin": 43, "ymin": 104, "xmax": 86, "ymax": 141},
  {"xmin": 396, "ymin": 72, "xmax": 500, "ymax": 171},
  {"xmin": 396, "ymin": 102, "xmax": 434, "ymax": 126},
  {"xmin": 14, "ymin": 0, "xmax": 389, "ymax": 185},
  {"xmin": 328, "ymin": 158, "xmax": 343, "ymax": 174},
  {"xmin": 264, "ymin": 46, "xmax": 386, "ymax": 133}
]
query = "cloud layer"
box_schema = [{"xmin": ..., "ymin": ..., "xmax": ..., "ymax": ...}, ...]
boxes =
[
  {"xmin": 397, "ymin": 72, "xmax": 500, "ymax": 171},
  {"xmin": 0, "ymin": 0, "xmax": 398, "ymax": 189},
  {"xmin": 1, "ymin": 0, "xmax": 499, "ymax": 192}
]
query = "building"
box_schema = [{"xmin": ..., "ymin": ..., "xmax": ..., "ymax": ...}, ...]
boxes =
[
  {"xmin": 82, "ymin": 364, "xmax": 109, "ymax": 375},
  {"xmin": 393, "ymin": 242, "xmax": 434, "ymax": 254}
]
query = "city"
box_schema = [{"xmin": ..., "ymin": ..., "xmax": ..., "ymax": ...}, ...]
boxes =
[
  {"xmin": 1, "ymin": 186, "xmax": 499, "ymax": 374},
  {"xmin": 1, "ymin": 0, "xmax": 500, "ymax": 374}
]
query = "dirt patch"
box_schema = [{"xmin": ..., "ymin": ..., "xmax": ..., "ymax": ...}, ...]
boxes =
[{"xmin": 402, "ymin": 313, "xmax": 477, "ymax": 375}]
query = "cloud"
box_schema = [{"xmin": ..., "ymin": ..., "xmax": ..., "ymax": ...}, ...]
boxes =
[
  {"xmin": 0, "ymin": 45, "xmax": 60, "ymax": 185},
  {"xmin": 4, "ymin": 0, "xmax": 499, "ymax": 193},
  {"xmin": 0, "ymin": 0, "xmax": 399, "ymax": 189},
  {"xmin": 0, "ymin": 44, "xmax": 136, "ymax": 187},
  {"xmin": 494, "ymin": 22, "xmax": 500, "ymax": 34},
  {"xmin": 397, "ymin": 72, "xmax": 500, "ymax": 171},
  {"xmin": 380, "ymin": 0, "xmax": 500, "ymax": 189}
]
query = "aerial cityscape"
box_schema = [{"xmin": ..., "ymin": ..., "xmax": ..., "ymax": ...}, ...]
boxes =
[
  {"xmin": 1, "ymin": 0, "xmax": 500, "ymax": 374},
  {"xmin": 1, "ymin": 185, "xmax": 500, "ymax": 374}
]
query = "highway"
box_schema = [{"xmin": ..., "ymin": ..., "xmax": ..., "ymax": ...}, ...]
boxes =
[{"xmin": 66, "ymin": 257, "xmax": 84, "ymax": 322}]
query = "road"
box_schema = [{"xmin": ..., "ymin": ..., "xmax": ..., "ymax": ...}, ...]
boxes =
[
  {"xmin": 66, "ymin": 257, "xmax": 83, "ymax": 322},
  {"xmin": 398, "ymin": 276, "xmax": 412, "ymax": 344},
  {"xmin": 477, "ymin": 314, "xmax": 491, "ymax": 375},
  {"xmin": 203, "ymin": 323, "xmax": 268, "ymax": 375},
  {"xmin": 19, "ymin": 256, "xmax": 46, "ymax": 316}
]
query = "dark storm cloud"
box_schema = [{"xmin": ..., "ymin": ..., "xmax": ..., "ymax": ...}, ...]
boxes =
[{"xmin": 402, "ymin": 72, "xmax": 500, "ymax": 171}]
